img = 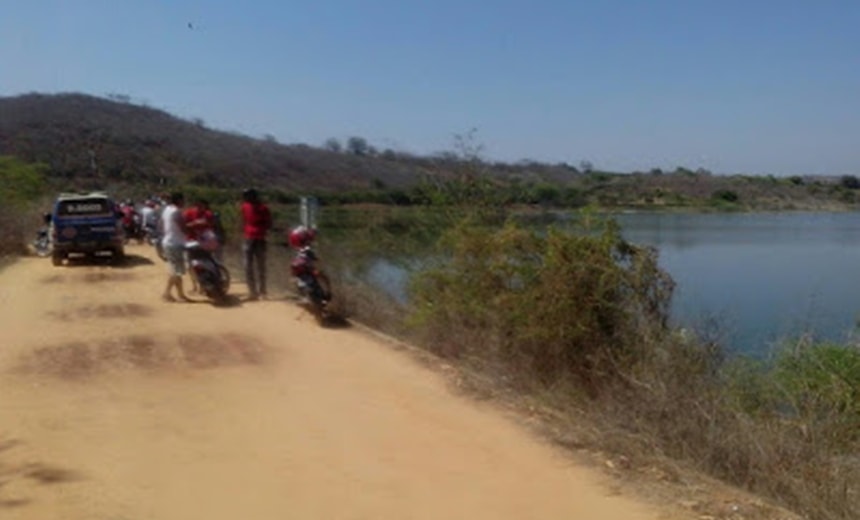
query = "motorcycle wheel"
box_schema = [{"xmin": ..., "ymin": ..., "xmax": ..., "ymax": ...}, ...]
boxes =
[
  {"xmin": 218, "ymin": 264, "xmax": 230, "ymax": 293},
  {"xmin": 309, "ymin": 289, "xmax": 331, "ymax": 325},
  {"xmin": 112, "ymin": 247, "xmax": 125, "ymax": 265},
  {"xmin": 312, "ymin": 300, "xmax": 330, "ymax": 325},
  {"xmin": 34, "ymin": 240, "xmax": 50, "ymax": 257},
  {"xmin": 207, "ymin": 284, "xmax": 226, "ymax": 303}
]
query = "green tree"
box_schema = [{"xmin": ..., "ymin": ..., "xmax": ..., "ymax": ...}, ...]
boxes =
[
  {"xmin": 347, "ymin": 136, "xmax": 370, "ymax": 156},
  {"xmin": 840, "ymin": 175, "xmax": 860, "ymax": 190},
  {"xmin": 324, "ymin": 138, "xmax": 342, "ymax": 153}
]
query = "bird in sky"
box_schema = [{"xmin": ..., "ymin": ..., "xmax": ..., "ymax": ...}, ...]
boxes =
[{"xmin": 187, "ymin": 22, "xmax": 194, "ymax": 30}]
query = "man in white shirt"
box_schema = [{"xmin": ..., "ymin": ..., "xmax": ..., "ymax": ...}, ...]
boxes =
[{"xmin": 160, "ymin": 192, "xmax": 191, "ymax": 302}]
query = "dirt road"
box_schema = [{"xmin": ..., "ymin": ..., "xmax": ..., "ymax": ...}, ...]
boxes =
[{"xmin": 0, "ymin": 244, "xmax": 673, "ymax": 519}]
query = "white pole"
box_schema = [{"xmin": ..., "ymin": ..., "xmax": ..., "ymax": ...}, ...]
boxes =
[{"xmin": 300, "ymin": 196, "xmax": 319, "ymax": 229}]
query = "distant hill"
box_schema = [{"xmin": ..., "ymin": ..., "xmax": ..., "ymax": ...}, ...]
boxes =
[
  {"xmin": 2, "ymin": 92, "xmax": 853, "ymax": 211},
  {"xmin": 0, "ymin": 93, "xmax": 454, "ymax": 194}
]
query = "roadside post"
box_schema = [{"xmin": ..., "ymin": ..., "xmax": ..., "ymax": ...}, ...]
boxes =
[{"xmin": 300, "ymin": 196, "xmax": 319, "ymax": 229}]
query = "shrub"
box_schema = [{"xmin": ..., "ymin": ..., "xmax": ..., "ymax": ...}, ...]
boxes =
[
  {"xmin": 712, "ymin": 189, "xmax": 740, "ymax": 203},
  {"xmin": 0, "ymin": 156, "xmax": 50, "ymax": 256},
  {"xmin": 0, "ymin": 155, "xmax": 47, "ymax": 204},
  {"xmin": 408, "ymin": 213, "xmax": 674, "ymax": 389},
  {"xmin": 774, "ymin": 342, "xmax": 860, "ymax": 451}
]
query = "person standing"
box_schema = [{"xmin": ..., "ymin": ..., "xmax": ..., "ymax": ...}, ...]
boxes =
[
  {"xmin": 160, "ymin": 192, "xmax": 191, "ymax": 302},
  {"xmin": 240, "ymin": 188, "xmax": 272, "ymax": 300}
]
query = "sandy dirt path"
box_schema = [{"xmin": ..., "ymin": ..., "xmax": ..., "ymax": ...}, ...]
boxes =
[{"xmin": 0, "ymin": 244, "xmax": 674, "ymax": 519}]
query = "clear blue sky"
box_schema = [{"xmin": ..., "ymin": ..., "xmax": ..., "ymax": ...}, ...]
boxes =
[{"xmin": 2, "ymin": 1, "xmax": 858, "ymax": 175}]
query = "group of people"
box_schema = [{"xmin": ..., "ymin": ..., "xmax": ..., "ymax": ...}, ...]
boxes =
[
  {"xmin": 159, "ymin": 188, "xmax": 270, "ymax": 303},
  {"xmin": 116, "ymin": 196, "xmax": 165, "ymax": 242}
]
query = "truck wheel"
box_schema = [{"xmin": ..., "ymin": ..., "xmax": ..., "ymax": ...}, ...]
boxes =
[
  {"xmin": 112, "ymin": 247, "xmax": 125, "ymax": 265},
  {"xmin": 51, "ymin": 252, "xmax": 63, "ymax": 266}
]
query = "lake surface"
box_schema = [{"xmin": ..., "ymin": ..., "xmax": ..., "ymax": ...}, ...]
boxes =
[
  {"xmin": 362, "ymin": 211, "xmax": 860, "ymax": 356},
  {"xmin": 612, "ymin": 211, "xmax": 860, "ymax": 354}
]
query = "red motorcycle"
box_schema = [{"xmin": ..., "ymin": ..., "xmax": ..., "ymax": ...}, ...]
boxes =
[
  {"xmin": 186, "ymin": 234, "xmax": 230, "ymax": 303},
  {"xmin": 289, "ymin": 226, "xmax": 332, "ymax": 323}
]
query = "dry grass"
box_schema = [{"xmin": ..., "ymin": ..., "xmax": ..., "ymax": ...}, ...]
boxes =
[{"xmin": 365, "ymin": 314, "xmax": 849, "ymax": 519}]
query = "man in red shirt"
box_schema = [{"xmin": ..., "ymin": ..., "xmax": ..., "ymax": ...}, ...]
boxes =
[{"xmin": 240, "ymin": 188, "xmax": 272, "ymax": 300}]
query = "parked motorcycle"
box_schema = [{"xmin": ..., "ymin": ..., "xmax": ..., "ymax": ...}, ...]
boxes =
[
  {"xmin": 122, "ymin": 213, "xmax": 145, "ymax": 244},
  {"xmin": 289, "ymin": 226, "xmax": 332, "ymax": 324},
  {"xmin": 294, "ymin": 267, "xmax": 332, "ymax": 323},
  {"xmin": 143, "ymin": 222, "xmax": 158, "ymax": 244},
  {"xmin": 32, "ymin": 228, "xmax": 51, "ymax": 257},
  {"xmin": 186, "ymin": 240, "xmax": 230, "ymax": 302},
  {"xmin": 143, "ymin": 222, "xmax": 165, "ymax": 260},
  {"xmin": 33, "ymin": 212, "xmax": 53, "ymax": 257}
]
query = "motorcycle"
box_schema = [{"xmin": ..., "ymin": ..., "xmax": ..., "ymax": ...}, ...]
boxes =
[
  {"xmin": 186, "ymin": 240, "xmax": 230, "ymax": 302},
  {"xmin": 122, "ymin": 213, "xmax": 145, "ymax": 244},
  {"xmin": 32, "ymin": 228, "xmax": 51, "ymax": 257},
  {"xmin": 291, "ymin": 249, "xmax": 332, "ymax": 324},
  {"xmin": 143, "ymin": 222, "xmax": 165, "ymax": 260},
  {"xmin": 143, "ymin": 221, "xmax": 158, "ymax": 244}
]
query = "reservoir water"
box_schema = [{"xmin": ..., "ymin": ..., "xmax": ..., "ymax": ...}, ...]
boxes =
[{"xmin": 613, "ymin": 211, "xmax": 860, "ymax": 354}]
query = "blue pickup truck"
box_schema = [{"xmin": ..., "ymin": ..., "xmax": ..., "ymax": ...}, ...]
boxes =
[{"xmin": 50, "ymin": 191, "xmax": 125, "ymax": 266}]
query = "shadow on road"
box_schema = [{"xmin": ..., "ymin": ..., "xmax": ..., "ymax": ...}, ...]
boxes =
[
  {"xmin": 212, "ymin": 294, "xmax": 243, "ymax": 308},
  {"xmin": 116, "ymin": 254, "xmax": 156, "ymax": 268},
  {"xmin": 321, "ymin": 313, "xmax": 351, "ymax": 329},
  {"xmin": 61, "ymin": 253, "xmax": 154, "ymax": 268},
  {"xmin": 282, "ymin": 297, "xmax": 351, "ymax": 329}
]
